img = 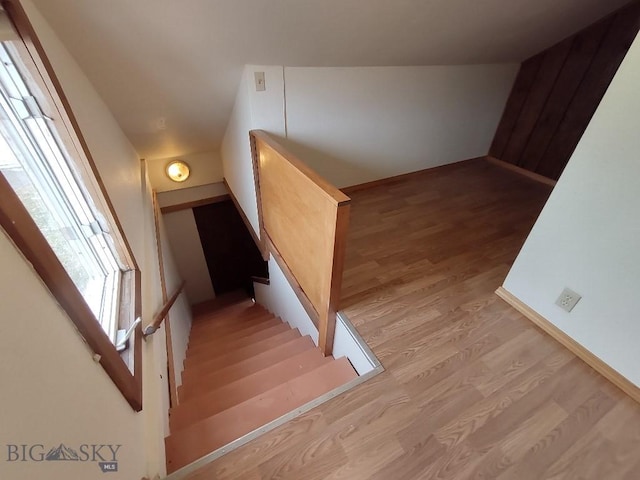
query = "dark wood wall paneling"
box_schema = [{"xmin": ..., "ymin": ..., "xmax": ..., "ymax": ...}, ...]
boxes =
[
  {"xmin": 490, "ymin": 1, "xmax": 640, "ymax": 180},
  {"xmin": 193, "ymin": 200, "xmax": 268, "ymax": 296}
]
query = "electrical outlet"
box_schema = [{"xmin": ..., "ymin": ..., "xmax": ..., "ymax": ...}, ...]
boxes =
[{"xmin": 555, "ymin": 288, "xmax": 581, "ymax": 312}]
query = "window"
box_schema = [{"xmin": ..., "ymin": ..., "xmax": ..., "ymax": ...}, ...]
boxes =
[
  {"xmin": 0, "ymin": 43, "xmax": 126, "ymax": 341},
  {"xmin": 0, "ymin": 1, "xmax": 142, "ymax": 411}
]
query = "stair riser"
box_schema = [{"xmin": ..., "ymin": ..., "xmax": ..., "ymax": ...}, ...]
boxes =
[
  {"xmin": 166, "ymin": 358, "xmax": 358, "ymax": 473},
  {"xmin": 191, "ymin": 299, "xmax": 256, "ymax": 323},
  {"xmin": 187, "ymin": 318, "xmax": 280, "ymax": 354},
  {"xmin": 170, "ymin": 350, "xmax": 330, "ymax": 431},
  {"xmin": 178, "ymin": 336, "xmax": 315, "ymax": 401},
  {"xmin": 183, "ymin": 329, "xmax": 300, "ymax": 374},
  {"xmin": 186, "ymin": 320, "xmax": 289, "ymax": 357},
  {"xmin": 190, "ymin": 308, "xmax": 270, "ymax": 334},
  {"xmin": 191, "ymin": 291, "xmax": 251, "ymax": 317},
  {"xmin": 188, "ymin": 314, "xmax": 277, "ymax": 346}
]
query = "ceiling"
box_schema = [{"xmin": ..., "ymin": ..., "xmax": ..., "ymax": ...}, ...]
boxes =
[{"xmin": 31, "ymin": 0, "xmax": 631, "ymax": 160}]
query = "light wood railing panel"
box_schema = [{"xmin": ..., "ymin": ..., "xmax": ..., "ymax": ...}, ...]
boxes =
[{"xmin": 250, "ymin": 130, "xmax": 350, "ymax": 355}]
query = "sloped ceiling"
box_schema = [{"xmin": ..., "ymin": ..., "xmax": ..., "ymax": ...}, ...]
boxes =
[{"xmin": 31, "ymin": 0, "xmax": 632, "ymax": 159}]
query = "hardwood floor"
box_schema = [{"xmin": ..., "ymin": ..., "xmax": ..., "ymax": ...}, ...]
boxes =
[{"xmin": 184, "ymin": 159, "xmax": 640, "ymax": 479}]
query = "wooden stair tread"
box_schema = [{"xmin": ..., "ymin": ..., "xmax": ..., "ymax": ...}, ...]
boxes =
[
  {"xmin": 191, "ymin": 290, "xmax": 253, "ymax": 316},
  {"xmin": 191, "ymin": 298, "xmax": 255, "ymax": 324},
  {"xmin": 178, "ymin": 336, "xmax": 315, "ymax": 400},
  {"xmin": 183, "ymin": 328, "xmax": 301, "ymax": 374},
  {"xmin": 170, "ymin": 348, "xmax": 331, "ymax": 431},
  {"xmin": 187, "ymin": 317, "xmax": 282, "ymax": 355},
  {"xmin": 190, "ymin": 305, "xmax": 271, "ymax": 333},
  {"xmin": 187, "ymin": 322, "xmax": 289, "ymax": 359},
  {"xmin": 165, "ymin": 357, "xmax": 358, "ymax": 473},
  {"xmin": 189, "ymin": 314, "xmax": 282, "ymax": 347}
]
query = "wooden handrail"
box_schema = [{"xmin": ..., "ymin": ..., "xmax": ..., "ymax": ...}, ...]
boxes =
[
  {"xmin": 143, "ymin": 281, "xmax": 186, "ymax": 338},
  {"xmin": 250, "ymin": 130, "xmax": 350, "ymax": 206},
  {"xmin": 250, "ymin": 130, "xmax": 351, "ymax": 356}
]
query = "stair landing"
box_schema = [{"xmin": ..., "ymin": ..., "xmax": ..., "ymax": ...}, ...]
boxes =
[{"xmin": 165, "ymin": 294, "xmax": 358, "ymax": 473}]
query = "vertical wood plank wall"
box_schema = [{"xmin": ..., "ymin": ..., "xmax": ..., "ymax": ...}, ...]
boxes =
[
  {"xmin": 490, "ymin": 1, "xmax": 640, "ymax": 180},
  {"xmin": 192, "ymin": 200, "xmax": 268, "ymax": 295}
]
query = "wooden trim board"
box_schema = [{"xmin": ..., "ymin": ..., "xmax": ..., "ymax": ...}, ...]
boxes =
[
  {"xmin": 222, "ymin": 178, "xmax": 266, "ymax": 258},
  {"xmin": 321, "ymin": 201, "xmax": 350, "ymax": 356},
  {"xmin": 486, "ymin": 156, "xmax": 557, "ymax": 187},
  {"xmin": 341, "ymin": 171, "xmax": 430, "ymax": 195},
  {"xmin": 160, "ymin": 194, "xmax": 230, "ymax": 214},
  {"xmin": 495, "ymin": 286, "xmax": 640, "ymax": 404},
  {"xmin": 340, "ymin": 157, "xmax": 485, "ymax": 194},
  {"xmin": 340, "ymin": 155, "xmax": 553, "ymax": 196},
  {"xmin": 249, "ymin": 132, "xmax": 268, "ymax": 261}
]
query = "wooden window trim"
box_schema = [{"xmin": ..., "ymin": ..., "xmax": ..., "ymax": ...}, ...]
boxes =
[{"xmin": 0, "ymin": 0, "xmax": 142, "ymax": 411}]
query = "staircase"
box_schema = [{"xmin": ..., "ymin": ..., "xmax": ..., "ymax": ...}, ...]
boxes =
[{"xmin": 165, "ymin": 294, "xmax": 358, "ymax": 473}]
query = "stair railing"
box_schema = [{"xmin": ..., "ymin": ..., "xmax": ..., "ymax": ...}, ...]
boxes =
[
  {"xmin": 249, "ymin": 130, "xmax": 351, "ymax": 356},
  {"xmin": 143, "ymin": 281, "xmax": 186, "ymax": 338}
]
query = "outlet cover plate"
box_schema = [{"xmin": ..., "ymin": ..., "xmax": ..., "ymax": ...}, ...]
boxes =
[
  {"xmin": 555, "ymin": 288, "xmax": 581, "ymax": 312},
  {"xmin": 254, "ymin": 72, "xmax": 265, "ymax": 91}
]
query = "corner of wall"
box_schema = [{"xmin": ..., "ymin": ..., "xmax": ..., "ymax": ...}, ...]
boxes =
[
  {"xmin": 501, "ymin": 32, "xmax": 640, "ymax": 388},
  {"xmin": 220, "ymin": 64, "xmax": 286, "ymax": 240},
  {"xmin": 254, "ymin": 257, "xmax": 319, "ymax": 345}
]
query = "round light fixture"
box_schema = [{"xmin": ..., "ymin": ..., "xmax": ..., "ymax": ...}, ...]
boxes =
[{"xmin": 166, "ymin": 160, "xmax": 190, "ymax": 183}]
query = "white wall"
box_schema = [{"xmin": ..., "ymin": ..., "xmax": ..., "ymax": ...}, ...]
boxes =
[
  {"xmin": 162, "ymin": 209, "xmax": 215, "ymax": 305},
  {"xmin": 0, "ymin": 233, "xmax": 146, "ymax": 480},
  {"xmin": 168, "ymin": 294, "xmax": 192, "ymax": 389},
  {"xmin": 139, "ymin": 165, "xmax": 171, "ymax": 470},
  {"xmin": 147, "ymin": 150, "xmax": 223, "ymax": 193},
  {"xmin": 221, "ymin": 67, "xmax": 257, "ymax": 235},
  {"xmin": 156, "ymin": 212, "xmax": 193, "ymax": 389},
  {"xmin": 249, "ymin": 66, "xmax": 286, "ymax": 137},
  {"xmin": 254, "ymin": 257, "xmax": 319, "ymax": 345},
  {"xmin": 254, "ymin": 261, "xmax": 377, "ymax": 374},
  {"xmin": 333, "ymin": 316, "xmax": 376, "ymax": 376},
  {"xmin": 0, "ymin": 2, "xmax": 185, "ymax": 478},
  {"xmin": 283, "ymin": 65, "xmax": 518, "ymax": 187},
  {"xmin": 221, "ymin": 65, "xmax": 285, "ymax": 238},
  {"xmin": 157, "ymin": 181, "xmax": 227, "ymax": 309},
  {"xmin": 156, "ymin": 182, "xmax": 227, "ymax": 209},
  {"xmin": 503, "ymin": 33, "xmax": 640, "ymax": 387},
  {"xmin": 148, "ymin": 150, "xmax": 225, "ymax": 309},
  {"xmin": 223, "ymin": 64, "xmax": 517, "ymax": 199}
]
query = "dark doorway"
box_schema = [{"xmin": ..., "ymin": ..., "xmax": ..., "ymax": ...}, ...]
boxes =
[{"xmin": 192, "ymin": 200, "xmax": 268, "ymax": 296}]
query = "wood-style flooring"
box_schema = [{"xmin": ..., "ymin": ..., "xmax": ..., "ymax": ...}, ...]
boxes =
[
  {"xmin": 165, "ymin": 299, "xmax": 357, "ymax": 473},
  {"xmin": 185, "ymin": 159, "xmax": 640, "ymax": 480}
]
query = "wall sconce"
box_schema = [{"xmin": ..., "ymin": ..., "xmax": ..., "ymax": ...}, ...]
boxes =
[{"xmin": 166, "ymin": 160, "xmax": 190, "ymax": 183}]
